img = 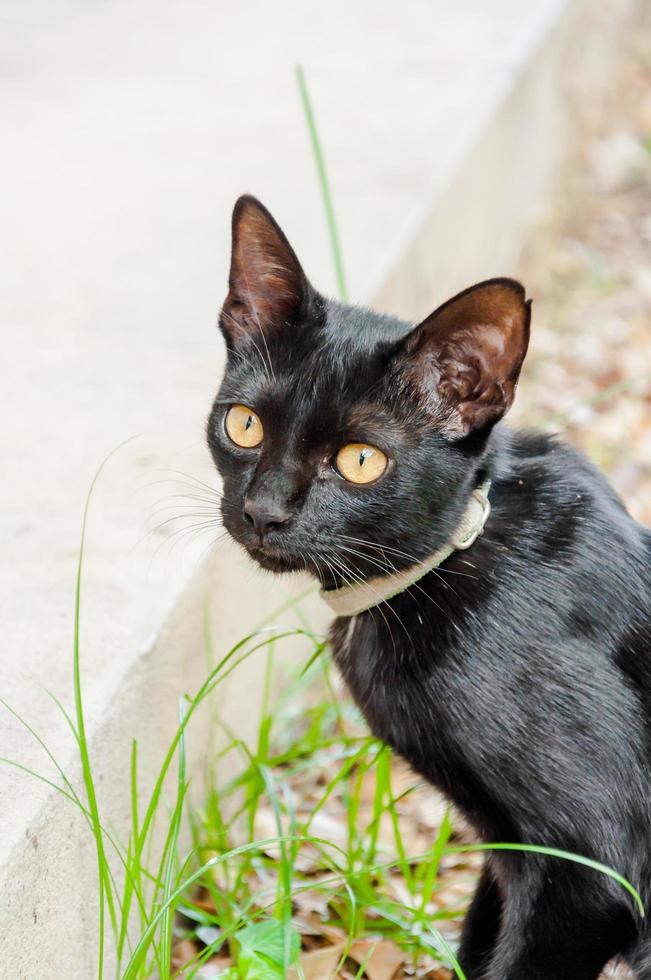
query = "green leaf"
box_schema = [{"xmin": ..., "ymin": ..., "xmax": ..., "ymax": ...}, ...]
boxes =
[{"xmin": 235, "ymin": 919, "xmax": 300, "ymax": 978}]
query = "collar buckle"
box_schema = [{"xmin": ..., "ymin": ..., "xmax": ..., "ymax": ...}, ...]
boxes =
[{"xmin": 451, "ymin": 486, "xmax": 492, "ymax": 551}]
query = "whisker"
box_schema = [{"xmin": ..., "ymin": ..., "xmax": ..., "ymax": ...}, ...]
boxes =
[
  {"xmin": 334, "ymin": 538, "xmax": 453, "ymax": 625},
  {"xmin": 337, "ymin": 534, "xmax": 474, "ymax": 615},
  {"xmin": 338, "ymin": 534, "xmax": 477, "ymax": 580},
  {"xmin": 150, "ymin": 522, "xmax": 225, "ymax": 566},
  {"xmin": 146, "ymin": 510, "xmax": 223, "ymax": 535},
  {"xmin": 153, "ymin": 517, "xmax": 223, "ymax": 545},
  {"xmin": 257, "ymin": 321, "xmax": 277, "ymax": 384},
  {"xmin": 325, "ymin": 551, "xmax": 412, "ymax": 655},
  {"xmin": 152, "ymin": 470, "xmax": 224, "ymax": 498},
  {"xmin": 337, "ymin": 542, "xmax": 397, "ymax": 577},
  {"xmin": 307, "ymin": 554, "xmax": 325, "ymax": 589},
  {"xmin": 148, "ymin": 503, "xmax": 222, "ymax": 522},
  {"xmin": 335, "ymin": 558, "xmax": 402, "ymax": 658},
  {"xmin": 151, "ymin": 491, "xmax": 223, "ymax": 507},
  {"xmin": 194, "ymin": 529, "xmax": 230, "ymax": 567}
]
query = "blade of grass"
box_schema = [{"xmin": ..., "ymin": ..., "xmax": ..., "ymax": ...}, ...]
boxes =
[
  {"xmin": 446, "ymin": 842, "xmax": 645, "ymax": 917},
  {"xmin": 416, "ymin": 806, "xmax": 452, "ymax": 922},
  {"xmin": 257, "ymin": 765, "xmax": 296, "ymax": 973},
  {"xmin": 158, "ymin": 699, "xmax": 189, "ymax": 977},
  {"xmin": 0, "ymin": 696, "xmax": 85, "ymax": 816},
  {"xmin": 296, "ymin": 64, "xmax": 348, "ymax": 301},
  {"xmin": 354, "ymin": 943, "xmax": 377, "ymax": 979},
  {"xmin": 117, "ymin": 739, "xmax": 144, "ymax": 961},
  {"xmin": 73, "ymin": 449, "xmax": 132, "ymax": 978}
]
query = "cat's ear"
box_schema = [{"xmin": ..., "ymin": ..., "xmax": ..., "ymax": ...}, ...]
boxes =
[
  {"xmin": 398, "ymin": 279, "xmax": 531, "ymax": 438},
  {"xmin": 220, "ymin": 195, "xmax": 308, "ymax": 348}
]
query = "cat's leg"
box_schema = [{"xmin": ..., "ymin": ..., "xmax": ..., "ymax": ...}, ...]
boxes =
[
  {"xmin": 457, "ymin": 863, "xmax": 502, "ymax": 977},
  {"xmin": 484, "ymin": 866, "xmax": 635, "ymax": 980}
]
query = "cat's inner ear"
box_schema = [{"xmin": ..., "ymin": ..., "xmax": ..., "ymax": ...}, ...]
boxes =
[
  {"xmin": 399, "ymin": 279, "xmax": 531, "ymax": 438},
  {"xmin": 221, "ymin": 195, "xmax": 307, "ymax": 347}
]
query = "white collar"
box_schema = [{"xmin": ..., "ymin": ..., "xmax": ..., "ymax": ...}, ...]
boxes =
[{"xmin": 319, "ymin": 479, "xmax": 492, "ymax": 617}]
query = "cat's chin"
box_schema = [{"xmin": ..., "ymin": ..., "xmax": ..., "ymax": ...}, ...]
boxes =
[{"xmin": 246, "ymin": 544, "xmax": 303, "ymax": 574}]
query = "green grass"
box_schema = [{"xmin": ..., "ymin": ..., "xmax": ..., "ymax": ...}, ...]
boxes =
[{"xmin": 296, "ymin": 64, "xmax": 348, "ymax": 303}]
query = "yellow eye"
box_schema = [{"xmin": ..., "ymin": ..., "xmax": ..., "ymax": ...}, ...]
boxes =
[
  {"xmin": 335, "ymin": 443, "xmax": 388, "ymax": 484},
  {"xmin": 225, "ymin": 404, "xmax": 264, "ymax": 448}
]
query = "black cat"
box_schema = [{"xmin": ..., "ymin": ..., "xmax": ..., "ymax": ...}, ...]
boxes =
[{"xmin": 207, "ymin": 195, "xmax": 651, "ymax": 979}]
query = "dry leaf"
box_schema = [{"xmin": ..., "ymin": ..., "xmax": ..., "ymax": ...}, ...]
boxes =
[
  {"xmin": 171, "ymin": 938, "xmax": 201, "ymax": 974},
  {"xmin": 288, "ymin": 942, "xmax": 347, "ymax": 979},
  {"xmin": 197, "ymin": 955, "xmax": 234, "ymax": 978},
  {"xmin": 349, "ymin": 938, "xmax": 405, "ymax": 980}
]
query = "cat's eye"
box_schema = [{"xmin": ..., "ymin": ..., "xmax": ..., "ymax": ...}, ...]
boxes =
[
  {"xmin": 225, "ymin": 404, "xmax": 264, "ymax": 448},
  {"xmin": 335, "ymin": 443, "xmax": 388, "ymax": 484}
]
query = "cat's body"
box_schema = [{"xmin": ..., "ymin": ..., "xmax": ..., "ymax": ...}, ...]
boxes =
[
  {"xmin": 207, "ymin": 195, "xmax": 651, "ymax": 979},
  {"xmin": 332, "ymin": 428, "xmax": 651, "ymax": 978}
]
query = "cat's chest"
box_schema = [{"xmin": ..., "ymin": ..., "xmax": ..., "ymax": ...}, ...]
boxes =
[
  {"xmin": 330, "ymin": 612, "xmax": 462, "ymax": 779},
  {"xmin": 329, "ymin": 609, "xmax": 524, "ymax": 838}
]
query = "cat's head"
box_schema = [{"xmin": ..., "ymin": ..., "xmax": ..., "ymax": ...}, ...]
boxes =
[{"xmin": 207, "ymin": 195, "xmax": 530, "ymax": 587}]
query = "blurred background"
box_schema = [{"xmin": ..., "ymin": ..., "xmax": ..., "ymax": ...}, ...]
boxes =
[{"xmin": 1, "ymin": 1, "xmax": 649, "ymax": 976}]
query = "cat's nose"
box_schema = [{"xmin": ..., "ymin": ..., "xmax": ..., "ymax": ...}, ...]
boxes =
[{"xmin": 243, "ymin": 497, "xmax": 291, "ymax": 540}]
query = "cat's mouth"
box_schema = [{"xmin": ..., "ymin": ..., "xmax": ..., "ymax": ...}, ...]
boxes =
[
  {"xmin": 246, "ymin": 542, "xmax": 304, "ymax": 574},
  {"xmin": 242, "ymin": 533, "xmax": 378, "ymax": 586},
  {"xmin": 246, "ymin": 540, "xmax": 355, "ymax": 590}
]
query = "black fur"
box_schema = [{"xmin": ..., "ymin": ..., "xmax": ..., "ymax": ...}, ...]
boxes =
[{"xmin": 207, "ymin": 196, "xmax": 651, "ymax": 979}]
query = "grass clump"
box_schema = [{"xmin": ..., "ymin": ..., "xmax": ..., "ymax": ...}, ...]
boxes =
[{"xmin": 173, "ymin": 649, "xmax": 473, "ymax": 979}]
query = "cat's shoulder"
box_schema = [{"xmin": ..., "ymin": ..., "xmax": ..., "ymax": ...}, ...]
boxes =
[
  {"xmin": 503, "ymin": 427, "xmax": 622, "ymax": 495},
  {"xmin": 498, "ymin": 426, "xmax": 650, "ymax": 552}
]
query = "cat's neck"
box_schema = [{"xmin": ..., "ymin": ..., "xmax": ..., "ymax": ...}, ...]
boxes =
[
  {"xmin": 316, "ymin": 426, "xmax": 507, "ymax": 594},
  {"xmin": 320, "ymin": 475, "xmax": 493, "ymax": 616}
]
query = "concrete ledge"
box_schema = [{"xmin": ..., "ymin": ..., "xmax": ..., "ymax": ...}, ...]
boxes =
[
  {"xmin": 372, "ymin": 0, "xmax": 634, "ymax": 319},
  {"xmin": 0, "ymin": 0, "xmax": 635, "ymax": 973}
]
